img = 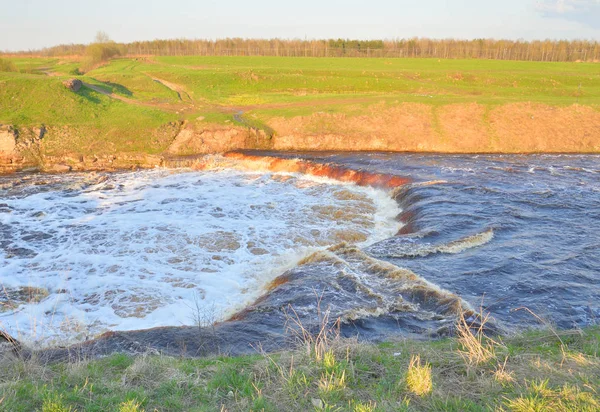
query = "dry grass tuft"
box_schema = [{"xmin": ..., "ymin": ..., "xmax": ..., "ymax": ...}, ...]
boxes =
[
  {"xmin": 121, "ymin": 354, "xmax": 184, "ymax": 389},
  {"xmin": 562, "ymin": 350, "xmax": 591, "ymax": 366},
  {"xmin": 119, "ymin": 399, "xmax": 145, "ymax": 412},
  {"xmin": 493, "ymin": 356, "xmax": 515, "ymax": 386},
  {"xmin": 405, "ymin": 354, "xmax": 432, "ymax": 396},
  {"xmin": 352, "ymin": 400, "xmax": 377, "ymax": 411},
  {"xmin": 41, "ymin": 393, "xmax": 73, "ymax": 412},
  {"xmin": 505, "ymin": 380, "xmax": 600, "ymax": 412},
  {"xmin": 317, "ymin": 369, "xmax": 347, "ymax": 393},
  {"xmin": 283, "ymin": 292, "xmax": 342, "ymax": 362},
  {"xmin": 456, "ymin": 309, "xmax": 499, "ymax": 366}
]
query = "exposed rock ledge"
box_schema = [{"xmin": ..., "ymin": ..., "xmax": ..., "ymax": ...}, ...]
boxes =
[{"xmin": 1, "ymin": 102, "xmax": 600, "ymax": 174}]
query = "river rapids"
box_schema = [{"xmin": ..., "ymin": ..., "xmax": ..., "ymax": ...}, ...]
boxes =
[{"xmin": 1, "ymin": 152, "xmax": 599, "ymax": 355}]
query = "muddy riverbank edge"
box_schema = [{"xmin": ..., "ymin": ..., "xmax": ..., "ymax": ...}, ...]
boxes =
[{"xmin": 1, "ymin": 102, "xmax": 600, "ymax": 174}]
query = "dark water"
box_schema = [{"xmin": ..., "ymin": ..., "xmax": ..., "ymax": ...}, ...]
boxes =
[
  {"xmin": 2, "ymin": 153, "xmax": 600, "ymax": 358},
  {"xmin": 270, "ymin": 152, "xmax": 600, "ymax": 330}
]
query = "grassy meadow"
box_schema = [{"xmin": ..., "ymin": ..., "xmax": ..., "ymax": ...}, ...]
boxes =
[{"xmin": 2, "ymin": 56, "xmax": 599, "ymax": 127}]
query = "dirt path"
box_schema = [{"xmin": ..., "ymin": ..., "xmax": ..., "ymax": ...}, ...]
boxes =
[
  {"xmin": 81, "ymin": 82, "xmax": 193, "ymax": 113},
  {"xmin": 147, "ymin": 76, "xmax": 194, "ymax": 103},
  {"xmin": 40, "ymin": 68, "xmax": 60, "ymax": 77},
  {"xmin": 235, "ymin": 96, "xmax": 383, "ymax": 112}
]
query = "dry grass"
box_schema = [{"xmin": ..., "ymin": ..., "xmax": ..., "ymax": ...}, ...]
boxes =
[
  {"xmin": 493, "ymin": 356, "xmax": 515, "ymax": 386},
  {"xmin": 282, "ymin": 292, "xmax": 342, "ymax": 362},
  {"xmin": 455, "ymin": 309, "xmax": 500, "ymax": 367},
  {"xmin": 405, "ymin": 354, "xmax": 432, "ymax": 396},
  {"xmin": 41, "ymin": 393, "xmax": 73, "ymax": 412},
  {"xmin": 317, "ymin": 368, "xmax": 347, "ymax": 393},
  {"xmin": 505, "ymin": 380, "xmax": 600, "ymax": 412},
  {"xmin": 120, "ymin": 354, "xmax": 185, "ymax": 389},
  {"xmin": 118, "ymin": 399, "xmax": 145, "ymax": 412},
  {"xmin": 1, "ymin": 302, "xmax": 598, "ymax": 411},
  {"xmin": 352, "ymin": 401, "xmax": 377, "ymax": 412}
]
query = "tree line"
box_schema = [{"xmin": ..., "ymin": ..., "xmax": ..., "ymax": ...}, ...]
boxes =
[{"xmin": 5, "ymin": 37, "xmax": 600, "ymax": 62}]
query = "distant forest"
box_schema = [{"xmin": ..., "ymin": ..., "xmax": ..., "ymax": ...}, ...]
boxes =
[{"xmin": 5, "ymin": 38, "xmax": 600, "ymax": 62}]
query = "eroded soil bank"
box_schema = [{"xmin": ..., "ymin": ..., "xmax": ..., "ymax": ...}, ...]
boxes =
[{"xmin": 1, "ymin": 102, "xmax": 599, "ymax": 173}]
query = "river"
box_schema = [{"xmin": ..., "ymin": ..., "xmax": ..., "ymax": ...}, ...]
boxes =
[{"xmin": 1, "ymin": 152, "xmax": 599, "ymax": 351}]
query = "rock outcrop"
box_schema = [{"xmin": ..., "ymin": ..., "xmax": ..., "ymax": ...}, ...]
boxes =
[
  {"xmin": 0, "ymin": 125, "xmax": 23, "ymax": 172},
  {"xmin": 165, "ymin": 121, "xmax": 272, "ymax": 155},
  {"xmin": 0, "ymin": 125, "xmax": 17, "ymax": 154},
  {"xmin": 63, "ymin": 78, "xmax": 82, "ymax": 92}
]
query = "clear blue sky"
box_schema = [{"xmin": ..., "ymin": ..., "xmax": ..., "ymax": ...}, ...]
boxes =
[{"xmin": 1, "ymin": 0, "xmax": 599, "ymax": 51}]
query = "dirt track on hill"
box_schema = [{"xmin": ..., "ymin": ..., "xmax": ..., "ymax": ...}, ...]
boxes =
[
  {"xmin": 236, "ymin": 96, "xmax": 380, "ymax": 111},
  {"xmin": 81, "ymin": 82, "xmax": 194, "ymax": 112},
  {"xmin": 147, "ymin": 75, "xmax": 194, "ymax": 103}
]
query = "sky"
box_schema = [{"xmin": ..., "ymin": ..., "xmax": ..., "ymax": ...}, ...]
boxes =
[{"xmin": 1, "ymin": 0, "xmax": 599, "ymax": 51}]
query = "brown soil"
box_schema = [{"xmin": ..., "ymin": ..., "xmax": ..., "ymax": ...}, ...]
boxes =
[
  {"xmin": 268, "ymin": 102, "xmax": 600, "ymax": 153},
  {"xmin": 489, "ymin": 103, "xmax": 600, "ymax": 152},
  {"xmin": 165, "ymin": 122, "xmax": 271, "ymax": 155},
  {"xmin": 437, "ymin": 103, "xmax": 491, "ymax": 152}
]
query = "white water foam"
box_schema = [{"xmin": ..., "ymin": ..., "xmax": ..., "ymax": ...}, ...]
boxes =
[
  {"xmin": 368, "ymin": 228, "xmax": 494, "ymax": 258},
  {"xmin": 0, "ymin": 169, "xmax": 401, "ymax": 345}
]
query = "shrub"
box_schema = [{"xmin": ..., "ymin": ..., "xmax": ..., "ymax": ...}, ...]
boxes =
[
  {"xmin": 80, "ymin": 32, "xmax": 123, "ymax": 72},
  {"xmin": 0, "ymin": 58, "xmax": 18, "ymax": 72}
]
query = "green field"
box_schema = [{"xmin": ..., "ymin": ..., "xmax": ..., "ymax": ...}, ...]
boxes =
[
  {"xmin": 1, "ymin": 327, "xmax": 598, "ymax": 411},
  {"xmin": 2, "ymin": 56, "xmax": 599, "ymax": 121},
  {"xmin": 1, "ymin": 56, "xmax": 599, "ymax": 156}
]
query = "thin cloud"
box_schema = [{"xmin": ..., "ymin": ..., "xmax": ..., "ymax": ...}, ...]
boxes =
[
  {"xmin": 536, "ymin": 0, "xmax": 600, "ymax": 28},
  {"xmin": 537, "ymin": 0, "xmax": 599, "ymax": 13}
]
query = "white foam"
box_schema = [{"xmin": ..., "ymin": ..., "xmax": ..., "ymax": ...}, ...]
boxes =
[
  {"xmin": 0, "ymin": 169, "xmax": 401, "ymax": 345},
  {"xmin": 369, "ymin": 228, "xmax": 494, "ymax": 258}
]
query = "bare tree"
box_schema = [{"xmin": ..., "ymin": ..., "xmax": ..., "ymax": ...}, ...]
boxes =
[
  {"xmin": 94, "ymin": 31, "xmax": 111, "ymax": 44},
  {"xmin": 5, "ymin": 36, "xmax": 600, "ymax": 62}
]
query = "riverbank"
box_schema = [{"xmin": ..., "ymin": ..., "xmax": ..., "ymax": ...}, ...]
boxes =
[
  {"xmin": 1, "ymin": 325, "xmax": 598, "ymax": 411},
  {"xmin": 1, "ymin": 56, "xmax": 599, "ymax": 174},
  {"xmin": 2, "ymin": 102, "xmax": 599, "ymax": 174}
]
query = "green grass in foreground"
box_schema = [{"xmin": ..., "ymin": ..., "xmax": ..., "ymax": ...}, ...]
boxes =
[{"xmin": 1, "ymin": 326, "xmax": 598, "ymax": 411}]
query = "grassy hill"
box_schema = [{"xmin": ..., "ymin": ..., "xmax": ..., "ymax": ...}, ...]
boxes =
[{"xmin": 1, "ymin": 56, "xmax": 599, "ymax": 160}]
